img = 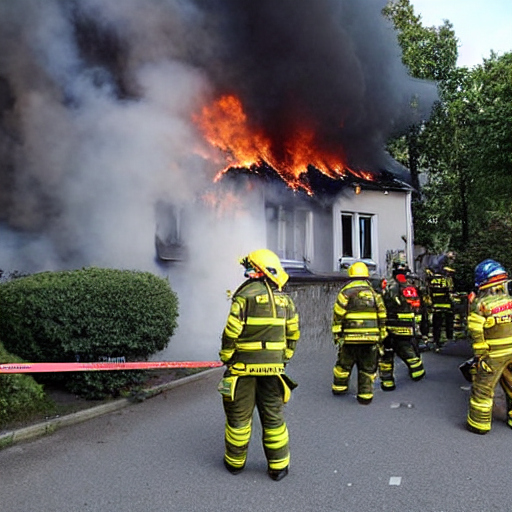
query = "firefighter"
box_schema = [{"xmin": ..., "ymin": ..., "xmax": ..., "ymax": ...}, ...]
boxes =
[
  {"xmin": 425, "ymin": 253, "xmax": 456, "ymax": 350},
  {"xmin": 466, "ymin": 259, "xmax": 512, "ymax": 435},
  {"xmin": 379, "ymin": 261, "xmax": 425, "ymax": 391},
  {"xmin": 332, "ymin": 261, "xmax": 387, "ymax": 404},
  {"xmin": 218, "ymin": 249, "xmax": 300, "ymax": 480}
]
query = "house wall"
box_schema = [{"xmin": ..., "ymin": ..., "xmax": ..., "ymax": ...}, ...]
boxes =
[{"xmin": 332, "ymin": 188, "xmax": 412, "ymax": 275}]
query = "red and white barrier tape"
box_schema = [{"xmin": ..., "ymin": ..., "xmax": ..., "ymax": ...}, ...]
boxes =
[{"xmin": 0, "ymin": 361, "xmax": 223, "ymax": 374}]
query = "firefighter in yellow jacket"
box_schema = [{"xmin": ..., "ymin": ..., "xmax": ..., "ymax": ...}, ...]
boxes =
[
  {"xmin": 218, "ymin": 249, "xmax": 300, "ymax": 480},
  {"xmin": 466, "ymin": 259, "xmax": 512, "ymax": 434},
  {"xmin": 332, "ymin": 261, "xmax": 387, "ymax": 404}
]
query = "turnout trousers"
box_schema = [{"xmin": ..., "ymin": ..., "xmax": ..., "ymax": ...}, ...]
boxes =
[
  {"xmin": 222, "ymin": 375, "xmax": 289, "ymax": 471},
  {"xmin": 332, "ymin": 344, "xmax": 378, "ymax": 402},
  {"xmin": 467, "ymin": 354, "xmax": 512, "ymax": 433},
  {"xmin": 432, "ymin": 308, "xmax": 454, "ymax": 345},
  {"xmin": 379, "ymin": 335, "xmax": 425, "ymax": 391}
]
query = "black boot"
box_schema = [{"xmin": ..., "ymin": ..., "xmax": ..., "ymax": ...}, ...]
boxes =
[
  {"xmin": 224, "ymin": 459, "xmax": 245, "ymax": 475},
  {"xmin": 466, "ymin": 423, "xmax": 488, "ymax": 435},
  {"xmin": 357, "ymin": 396, "xmax": 373, "ymax": 405},
  {"xmin": 268, "ymin": 467, "xmax": 289, "ymax": 481},
  {"xmin": 380, "ymin": 380, "xmax": 396, "ymax": 391}
]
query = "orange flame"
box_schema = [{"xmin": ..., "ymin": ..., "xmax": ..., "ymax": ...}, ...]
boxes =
[{"xmin": 193, "ymin": 94, "xmax": 375, "ymax": 193}]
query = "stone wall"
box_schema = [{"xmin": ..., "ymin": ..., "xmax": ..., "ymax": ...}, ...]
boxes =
[{"xmin": 286, "ymin": 281, "xmax": 343, "ymax": 352}]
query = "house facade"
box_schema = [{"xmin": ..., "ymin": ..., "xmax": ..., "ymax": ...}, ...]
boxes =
[
  {"xmin": 263, "ymin": 176, "xmax": 414, "ymax": 278},
  {"xmin": 157, "ymin": 170, "xmax": 414, "ymax": 279}
]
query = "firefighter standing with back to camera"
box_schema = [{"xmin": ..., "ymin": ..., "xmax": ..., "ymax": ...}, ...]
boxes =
[
  {"xmin": 332, "ymin": 261, "xmax": 387, "ymax": 404},
  {"xmin": 466, "ymin": 259, "xmax": 512, "ymax": 435},
  {"xmin": 379, "ymin": 259, "xmax": 425, "ymax": 391},
  {"xmin": 218, "ymin": 249, "xmax": 300, "ymax": 480},
  {"xmin": 425, "ymin": 252, "xmax": 456, "ymax": 350}
]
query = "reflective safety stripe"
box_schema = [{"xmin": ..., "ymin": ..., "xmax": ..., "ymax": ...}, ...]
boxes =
[
  {"xmin": 397, "ymin": 313, "xmax": 415, "ymax": 319},
  {"xmin": 343, "ymin": 327, "xmax": 380, "ymax": 333},
  {"xmin": 224, "ymin": 315, "xmax": 244, "ymax": 338},
  {"xmin": 388, "ymin": 326, "xmax": 414, "ymax": 335},
  {"xmin": 287, "ymin": 314, "xmax": 299, "ymax": 328},
  {"xmin": 410, "ymin": 369, "xmax": 425, "ymax": 379},
  {"xmin": 235, "ymin": 341, "xmax": 287, "ymax": 351},
  {"xmin": 332, "ymin": 325, "xmax": 343, "ymax": 334},
  {"xmin": 284, "ymin": 348, "xmax": 294, "ymax": 361},
  {"xmin": 264, "ymin": 423, "xmax": 289, "ymax": 451},
  {"xmin": 246, "ymin": 316, "xmax": 286, "ymax": 326},
  {"xmin": 219, "ymin": 348, "xmax": 235, "ymax": 362},
  {"xmin": 287, "ymin": 314, "xmax": 300, "ymax": 340},
  {"xmin": 225, "ymin": 421, "xmax": 252, "ymax": 448},
  {"xmin": 486, "ymin": 335, "xmax": 512, "ymax": 347},
  {"xmin": 229, "ymin": 362, "xmax": 285, "ymax": 375},
  {"xmin": 345, "ymin": 312, "xmax": 378, "ymax": 320},
  {"xmin": 333, "ymin": 366, "xmax": 350, "ymax": 379},
  {"xmin": 268, "ymin": 455, "xmax": 290, "ymax": 471},
  {"xmin": 287, "ymin": 330, "xmax": 300, "ymax": 341},
  {"xmin": 334, "ymin": 303, "xmax": 347, "ymax": 316},
  {"xmin": 486, "ymin": 346, "xmax": 512, "ymax": 358},
  {"xmin": 343, "ymin": 334, "xmax": 380, "ymax": 342}
]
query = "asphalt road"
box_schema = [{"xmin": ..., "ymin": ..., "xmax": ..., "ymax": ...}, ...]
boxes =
[{"xmin": 1, "ymin": 337, "xmax": 510, "ymax": 512}]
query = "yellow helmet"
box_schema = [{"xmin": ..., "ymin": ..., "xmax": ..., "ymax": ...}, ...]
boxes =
[
  {"xmin": 240, "ymin": 249, "xmax": 289, "ymax": 290},
  {"xmin": 348, "ymin": 261, "xmax": 369, "ymax": 278}
]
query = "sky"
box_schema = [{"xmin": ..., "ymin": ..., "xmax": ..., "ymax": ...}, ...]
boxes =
[{"xmin": 410, "ymin": 0, "xmax": 512, "ymax": 67}]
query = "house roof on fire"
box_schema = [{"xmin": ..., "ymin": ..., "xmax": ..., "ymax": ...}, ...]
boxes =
[{"xmin": 222, "ymin": 154, "xmax": 414, "ymax": 198}]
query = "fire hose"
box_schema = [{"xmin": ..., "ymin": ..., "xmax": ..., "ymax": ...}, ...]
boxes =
[{"xmin": 0, "ymin": 360, "xmax": 223, "ymax": 374}]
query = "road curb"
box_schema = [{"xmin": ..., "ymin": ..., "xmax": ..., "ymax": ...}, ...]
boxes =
[{"xmin": 0, "ymin": 366, "xmax": 224, "ymax": 450}]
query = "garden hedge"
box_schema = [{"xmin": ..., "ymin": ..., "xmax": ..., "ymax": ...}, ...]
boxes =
[{"xmin": 0, "ymin": 267, "xmax": 179, "ymax": 398}]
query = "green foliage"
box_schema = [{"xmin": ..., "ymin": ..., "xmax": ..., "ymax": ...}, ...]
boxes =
[
  {"xmin": 420, "ymin": 54, "xmax": 512, "ymax": 252},
  {"xmin": 0, "ymin": 267, "xmax": 179, "ymax": 398},
  {"xmin": 0, "ymin": 341, "xmax": 54, "ymax": 428},
  {"xmin": 455, "ymin": 212, "xmax": 512, "ymax": 292},
  {"xmin": 383, "ymin": 0, "xmax": 458, "ymax": 81},
  {"xmin": 384, "ymin": 1, "xmax": 511, "ymax": 269}
]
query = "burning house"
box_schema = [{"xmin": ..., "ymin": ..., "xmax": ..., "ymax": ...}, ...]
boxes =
[
  {"xmin": 0, "ymin": 0, "xmax": 437, "ymax": 359},
  {"xmin": 156, "ymin": 163, "xmax": 415, "ymax": 277}
]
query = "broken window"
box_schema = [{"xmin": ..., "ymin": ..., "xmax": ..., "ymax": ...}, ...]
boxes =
[{"xmin": 155, "ymin": 202, "xmax": 188, "ymax": 262}]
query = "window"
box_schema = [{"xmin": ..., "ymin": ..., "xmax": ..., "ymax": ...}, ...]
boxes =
[
  {"xmin": 340, "ymin": 212, "xmax": 375, "ymax": 266},
  {"xmin": 155, "ymin": 202, "xmax": 188, "ymax": 261},
  {"xmin": 266, "ymin": 205, "xmax": 313, "ymax": 264},
  {"xmin": 341, "ymin": 214, "xmax": 353, "ymax": 257},
  {"xmin": 359, "ymin": 215, "xmax": 372, "ymax": 259}
]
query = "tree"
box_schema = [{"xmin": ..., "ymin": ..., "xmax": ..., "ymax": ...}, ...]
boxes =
[
  {"xmin": 384, "ymin": 1, "xmax": 512, "ymax": 287},
  {"xmin": 382, "ymin": 0, "xmax": 458, "ymax": 203}
]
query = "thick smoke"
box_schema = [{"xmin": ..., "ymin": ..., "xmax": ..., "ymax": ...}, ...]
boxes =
[
  {"xmin": 0, "ymin": 0, "xmax": 437, "ymax": 358},
  {"xmin": 191, "ymin": 0, "xmax": 437, "ymax": 171}
]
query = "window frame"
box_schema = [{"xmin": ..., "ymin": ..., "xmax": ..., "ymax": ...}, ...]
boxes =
[{"xmin": 338, "ymin": 211, "xmax": 376, "ymax": 270}]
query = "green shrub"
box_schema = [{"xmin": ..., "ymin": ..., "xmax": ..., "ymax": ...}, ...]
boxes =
[
  {"xmin": 0, "ymin": 267, "xmax": 179, "ymax": 398},
  {"xmin": 0, "ymin": 341, "xmax": 54, "ymax": 428}
]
